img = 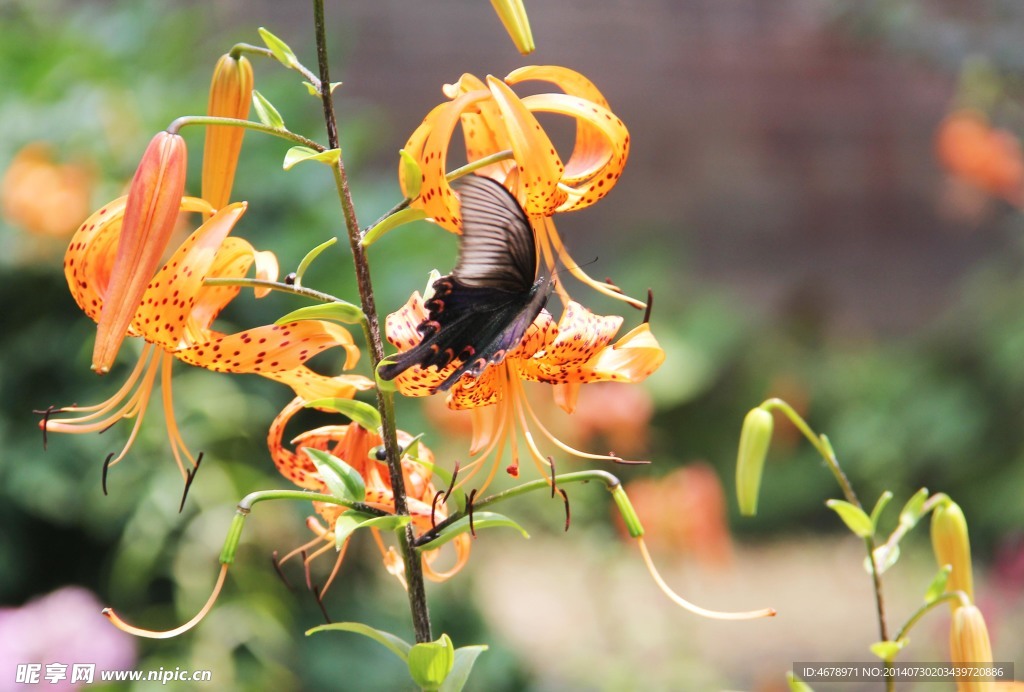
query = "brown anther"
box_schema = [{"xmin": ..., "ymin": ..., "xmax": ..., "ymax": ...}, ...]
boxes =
[
  {"xmin": 468, "ymin": 488, "xmax": 479, "ymax": 538},
  {"xmin": 178, "ymin": 452, "xmax": 204, "ymax": 513},
  {"xmin": 431, "ymin": 490, "xmax": 444, "ymax": 528},
  {"xmin": 312, "ymin": 585, "xmax": 332, "ymax": 624},
  {"xmin": 35, "ymin": 404, "xmax": 60, "ymax": 449},
  {"xmin": 270, "ymin": 551, "xmax": 295, "ymax": 591},
  {"xmin": 101, "ymin": 452, "xmax": 115, "ymax": 496},
  {"xmin": 558, "ymin": 487, "xmax": 571, "ymax": 532},
  {"xmin": 301, "ymin": 550, "xmax": 313, "ymax": 591},
  {"xmin": 441, "ymin": 461, "xmax": 460, "ymax": 505},
  {"xmin": 643, "ymin": 288, "xmax": 654, "ymax": 323}
]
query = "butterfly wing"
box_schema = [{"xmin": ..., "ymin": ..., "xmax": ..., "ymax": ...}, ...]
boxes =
[
  {"xmin": 451, "ymin": 176, "xmax": 537, "ymax": 292},
  {"xmin": 378, "ymin": 176, "xmax": 550, "ymax": 391}
]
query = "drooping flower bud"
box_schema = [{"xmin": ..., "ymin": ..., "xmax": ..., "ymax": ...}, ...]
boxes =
[
  {"xmin": 202, "ymin": 54, "xmax": 254, "ymax": 210},
  {"xmin": 92, "ymin": 131, "xmax": 187, "ymax": 373},
  {"xmin": 736, "ymin": 407, "xmax": 774, "ymax": 516},
  {"xmin": 932, "ymin": 500, "xmax": 974, "ymax": 606},
  {"xmin": 949, "ymin": 604, "xmax": 994, "ymax": 691}
]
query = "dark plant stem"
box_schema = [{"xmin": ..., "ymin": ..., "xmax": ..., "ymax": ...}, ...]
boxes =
[{"xmin": 312, "ymin": 0, "xmax": 432, "ymax": 643}]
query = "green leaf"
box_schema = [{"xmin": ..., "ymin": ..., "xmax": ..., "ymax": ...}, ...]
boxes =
[
  {"xmin": 869, "ymin": 639, "xmax": 907, "ymax": 660},
  {"xmin": 302, "ymin": 80, "xmax": 342, "ymax": 96},
  {"xmin": 331, "ymin": 513, "xmax": 409, "ymax": 550},
  {"xmin": 924, "ymin": 564, "xmax": 952, "ymax": 602},
  {"xmin": 305, "ymin": 398, "xmax": 382, "ymax": 431},
  {"xmin": 283, "ymin": 146, "xmax": 340, "ymax": 170},
  {"xmin": 785, "ymin": 671, "xmax": 814, "ymax": 692},
  {"xmin": 418, "ymin": 512, "xmax": 529, "ymax": 551},
  {"xmin": 276, "ymin": 302, "xmax": 365, "ymax": 327},
  {"xmin": 375, "ymin": 360, "xmax": 400, "ymax": 393},
  {"xmin": 408, "ymin": 634, "xmax": 455, "ymax": 689},
  {"xmin": 869, "ymin": 491, "xmax": 893, "ymax": 532},
  {"xmin": 258, "ymin": 27, "xmax": 299, "ymax": 69},
  {"xmin": 332, "ymin": 511, "xmax": 375, "ymax": 549},
  {"xmin": 440, "ymin": 645, "xmax": 489, "ymax": 692},
  {"xmin": 898, "ymin": 487, "xmax": 929, "ymax": 528},
  {"xmin": 361, "ymin": 207, "xmax": 428, "ymax": 247},
  {"xmin": 306, "ymin": 622, "xmax": 412, "ymax": 663},
  {"xmin": 399, "ymin": 149, "xmax": 424, "ymax": 200},
  {"xmin": 303, "ymin": 448, "xmax": 365, "ymax": 502},
  {"xmin": 295, "ymin": 237, "xmax": 338, "ymax": 283},
  {"xmin": 252, "ymin": 90, "xmax": 285, "ymax": 129},
  {"xmin": 825, "ymin": 499, "xmax": 873, "ymax": 538}
]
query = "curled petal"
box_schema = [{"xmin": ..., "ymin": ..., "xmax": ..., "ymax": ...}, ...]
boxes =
[
  {"xmin": 384, "ymin": 291, "xmax": 429, "ymax": 350},
  {"xmin": 94, "ymin": 132, "xmax": 188, "ymax": 373},
  {"xmin": 506, "ymin": 65, "xmax": 612, "ymax": 109},
  {"xmin": 252, "ymin": 250, "xmax": 279, "ymax": 298},
  {"xmin": 264, "ymin": 370, "xmax": 373, "ymax": 403},
  {"xmin": 521, "ymin": 93, "xmax": 629, "ymax": 212},
  {"xmin": 485, "ymin": 76, "xmax": 566, "ymax": 215},
  {"xmin": 174, "ymin": 320, "xmax": 358, "ymax": 374},
  {"xmin": 134, "ymin": 203, "xmax": 248, "ymax": 351},
  {"xmin": 581, "ymin": 322, "xmax": 665, "ymax": 382}
]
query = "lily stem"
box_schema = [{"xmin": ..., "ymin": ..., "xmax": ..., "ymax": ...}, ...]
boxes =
[
  {"xmin": 312, "ymin": 0, "xmax": 432, "ymax": 644},
  {"xmin": 760, "ymin": 398, "xmax": 891, "ymax": 648}
]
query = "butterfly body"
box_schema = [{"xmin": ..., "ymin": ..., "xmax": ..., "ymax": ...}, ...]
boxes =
[{"xmin": 379, "ymin": 176, "xmax": 551, "ymax": 391}]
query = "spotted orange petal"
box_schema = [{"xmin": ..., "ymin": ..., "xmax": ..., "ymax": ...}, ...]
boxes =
[
  {"xmin": 485, "ymin": 76, "xmax": 566, "ymax": 215},
  {"xmin": 134, "ymin": 203, "xmax": 247, "ymax": 350}
]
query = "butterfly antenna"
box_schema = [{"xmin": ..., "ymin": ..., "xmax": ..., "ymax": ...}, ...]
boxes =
[{"xmin": 643, "ymin": 288, "xmax": 654, "ymax": 323}]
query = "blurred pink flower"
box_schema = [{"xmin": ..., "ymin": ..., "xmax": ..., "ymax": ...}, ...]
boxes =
[{"xmin": 0, "ymin": 587, "xmax": 136, "ymax": 690}]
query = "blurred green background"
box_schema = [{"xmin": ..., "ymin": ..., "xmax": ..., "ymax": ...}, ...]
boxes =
[{"xmin": 2, "ymin": 0, "xmax": 1023, "ymax": 689}]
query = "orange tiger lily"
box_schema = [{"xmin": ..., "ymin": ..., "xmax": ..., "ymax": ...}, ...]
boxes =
[
  {"xmin": 43, "ymin": 197, "xmax": 369, "ymax": 478},
  {"xmin": 385, "ymin": 293, "xmax": 664, "ymax": 489},
  {"xmin": 268, "ymin": 398, "xmax": 469, "ymax": 590},
  {"xmin": 400, "ymin": 66, "xmax": 641, "ymax": 308}
]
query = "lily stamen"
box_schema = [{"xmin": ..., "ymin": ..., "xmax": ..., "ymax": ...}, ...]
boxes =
[
  {"xmin": 635, "ymin": 538, "xmax": 776, "ymax": 621},
  {"xmin": 102, "ymin": 563, "xmax": 229, "ymax": 639}
]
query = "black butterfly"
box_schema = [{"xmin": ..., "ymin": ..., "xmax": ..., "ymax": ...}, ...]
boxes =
[{"xmin": 378, "ymin": 176, "xmax": 552, "ymax": 391}]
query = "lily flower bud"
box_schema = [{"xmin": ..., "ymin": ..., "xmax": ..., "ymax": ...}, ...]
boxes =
[
  {"xmin": 949, "ymin": 604, "xmax": 994, "ymax": 691},
  {"xmin": 488, "ymin": 0, "xmax": 535, "ymax": 55},
  {"xmin": 202, "ymin": 53, "xmax": 254, "ymax": 210},
  {"xmin": 932, "ymin": 500, "xmax": 974, "ymax": 606},
  {"xmin": 92, "ymin": 131, "xmax": 186, "ymax": 373},
  {"xmin": 736, "ymin": 407, "xmax": 774, "ymax": 516}
]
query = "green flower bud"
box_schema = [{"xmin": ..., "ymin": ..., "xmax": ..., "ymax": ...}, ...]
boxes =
[{"xmin": 736, "ymin": 407, "xmax": 773, "ymax": 516}]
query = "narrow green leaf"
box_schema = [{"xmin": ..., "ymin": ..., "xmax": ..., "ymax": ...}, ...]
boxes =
[
  {"xmin": 303, "ymin": 448, "xmax": 365, "ymax": 502},
  {"xmin": 418, "ymin": 512, "xmax": 529, "ymax": 551},
  {"xmin": 869, "ymin": 639, "xmax": 906, "ymax": 660},
  {"xmin": 283, "ymin": 146, "xmax": 340, "ymax": 170},
  {"xmin": 869, "ymin": 490, "xmax": 893, "ymax": 532},
  {"xmin": 276, "ymin": 302, "xmax": 365, "ymax": 327},
  {"xmin": 258, "ymin": 27, "xmax": 299, "ymax": 68},
  {"xmin": 785, "ymin": 671, "xmax": 814, "ymax": 692},
  {"xmin": 252, "ymin": 90, "xmax": 285, "ymax": 129},
  {"xmin": 440, "ymin": 645, "xmax": 489, "ymax": 692},
  {"xmin": 305, "ymin": 398, "xmax": 382, "ymax": 431},
  {"xmin": 408, "ymin": 634, "xmax": 455, "ymax": 689},
  {"xmin": 898, "ymin": 487, "xmax": 929, "ymax": 528},
  {"xmin": 361, "ymin": 207, "xmax": 428, "ymax": 247},
  {"xmin": 825, "ymin": 499, "xmax": 873, "ymax": 538},
  {"xmin": 924, "ymin": 564, "xmax": 952, "ymax": 602},
  {"xmin": 295, "ymin": 237, "xmax": 338, "ymax": 283},
  {"xmin": 306, "ymin": 622, "xmax": 412, "ymax": 663}
]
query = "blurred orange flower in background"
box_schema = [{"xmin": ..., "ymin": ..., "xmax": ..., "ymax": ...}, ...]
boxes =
[
  {"xmin": 936, "ymin": 110, "xmax": 1024, "ymax": 206},
  {"xmin": 1, "ymin": 143, "xmax": 93, "ymax": 237},
  {"xmin": 619, "ymin": 464, "xmax": 734, "ymax": 569}
]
